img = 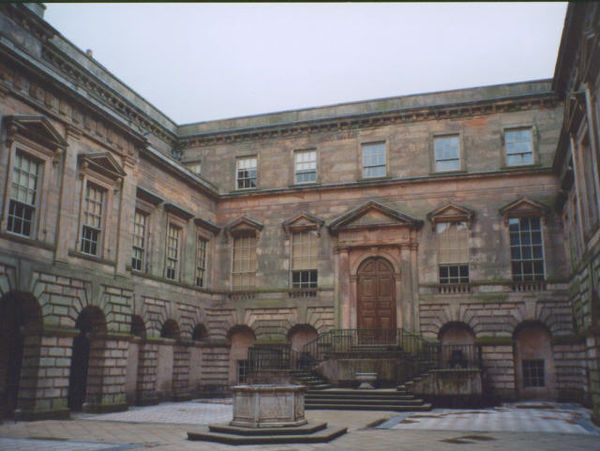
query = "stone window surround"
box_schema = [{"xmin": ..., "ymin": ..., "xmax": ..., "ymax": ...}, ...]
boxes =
[
  {"xmin": 501, "ymin": 123, "xmax": 539, "ymax": 168},
  {"xmin": 430, "ymin": 132, "xmax": 465, "ymax": 173},
  {"xmin": 163, "ymin": 213, "xmax": 187, "ymax": 282},
  {"xmin": 1, "ymin": 120, "xmax": 65, "ymax": 243},
  {"xmin": 235, "ymin": 155, "xmax": 258, "ymax": 190},
  {"xmin": 76, "ymin": 168, "xmax": 118, "ymax": 260},
  {"xmin": 292, "ymin": 148, "xmax": 318, "ymax": 185},
  {"xmin": 360, "ymin": 140, "xmax": 388, "ymax": 179},
  {"xmin": 573, "ymin": 122, "xmax": 600, "ymax": 237},
  {"xmin": 132, "ymin": 206, "xmax": 151, "ymax": 273}
]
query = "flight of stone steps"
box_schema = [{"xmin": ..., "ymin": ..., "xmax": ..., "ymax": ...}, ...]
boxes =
[{"xmin": 290, "ymin": 370, "xmax": 432, "ymax": 412}]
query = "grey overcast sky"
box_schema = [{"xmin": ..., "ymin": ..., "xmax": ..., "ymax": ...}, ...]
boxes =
[{"xmin": 44, "ymin": 3, "xmax": 568, "ymax": 124}]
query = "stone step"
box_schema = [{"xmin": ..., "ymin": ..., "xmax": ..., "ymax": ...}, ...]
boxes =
[
  {"xmin": 305, "ymin": 403, "xmax": 432, "ymax": 412},
  {"xmin": 307, "ymin": 389, "xmax": 415, "ymax": 397},
  {"xmin": 208, "ymin": 422, "xmax": 327, "ymax": 436},
  {"xmin": 307, "ymin": 393, "xmax": 416, "ymax": 401},
  {"xmin": 187, "ymin": 425, "xmax": 348, "ymax": 445},
  {"xmin": 306, "ymin": 398, "xmax": 426, "ymax": 406}
]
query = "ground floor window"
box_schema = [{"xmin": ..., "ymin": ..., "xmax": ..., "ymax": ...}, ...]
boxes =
[
  {"xmin": 237, "ymin": 360, "xmax": 249, "ymax": 384},
  {"xmin": 522, "ymin": 359, "xmax": 545, "ymax": 387}
]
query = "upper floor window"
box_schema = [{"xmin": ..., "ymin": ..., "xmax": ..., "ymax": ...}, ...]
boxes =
[
  {"xmin": 295, "ymin": 150, "xmax": 317, "ymax": 184},
  {"xmin": 291, "ymin": 230, "xmax": 318, "ymax": 289},
  {"xmin": 362, "ymin": 142, "xmax": 386, "ymax": 178},
  {"xmin": 7, "ymin": 151, "xmax": 41, "ymax": 237},
  {"xmin": 505, "ymin": 128, "xmax": 533, "ymax": 166},
  {"xmin": 434, "ymin": 135, "xmax": 461, "ymax": 172},
  {"xmin": 81, "ymin": 183, "xmax": 106, "ymax": 256},
  {"xmin": 437, "ymin": 221, "xmax": 469, "ymax": 284},
  {"xmin": 509, "ymin": 217, "xmax": 544, "ymax": 281},
  {"xmin": 232, "ymin": 235, "xmax": 256, "ymax": 289},
  {"xmin": 166, "ymin": 224, "xmax": 181, "ymax": 280},
  {"xmin": 196, "ymin": 236, "xmax": 207, "ymax": 287},
  {"xmin": 236, "ymin": 157, "xmax": 257, "ymax": 189},
  {"xmin": 132, "ymin": 210, "xmax": 148, "ymax": 271}
]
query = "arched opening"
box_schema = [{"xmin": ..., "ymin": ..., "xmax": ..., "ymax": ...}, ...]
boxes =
[
  {"xmin": 227, "ymin": 325, "xmax": 256, "ymax": 385},
  {"xmin": 190, "ymin": 324, "xmax": 208, "ymax": 394},
  {"xmin": 68, "ymin": 305, "xmax": 106, "ymax": 411},
  {"xmin": 0, "ymin": 292, "xmax": 41, "ymax": 417},
  {"xmin": 160, "ymin": 319, "xmax": 180, "ymax": 339},
  {"xmin": 131, "ymin": 315, "xmax": 146, "ymax": 338},
  {"xmin": 126, "ymin": 315, "xmax": 146, "ymax": 405},
  {"xmin": 156, "ymin": 319, "xmax": 180, "ymax": 401},
  {"xmin": 192, "ymin": 324, "xmax": 208, "ymax": 342},
  {"xmin": 438, "ymin": 322, "xmax": 476, "ymax": 368},
  {"xmin": 357, "ymin": 257, "xmax": 396, "ymax": 343},
  {"xmin": 513, "ymin": 321, "xmax": 556, "ymax": 400},
  {"xmin": 287, "ymin": 324, "xmax": 318, "ymax": 352}
]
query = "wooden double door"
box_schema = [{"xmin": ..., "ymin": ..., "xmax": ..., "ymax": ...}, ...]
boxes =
[{"xmin": 357, "ymin": 257, "xmax": 396, "ymax": 342}]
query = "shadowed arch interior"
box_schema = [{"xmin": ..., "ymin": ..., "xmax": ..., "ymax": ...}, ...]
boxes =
[
  {"xmin": 160, "ymin": 319, "xmax": 180, "ymax": 339},
  {"xmin": 0, "ymin": 291, "xmax": 42, "ymax": 418},
  {"xmin": 68, "ymin": 305, "xmax": 107, "ymax": 412}
]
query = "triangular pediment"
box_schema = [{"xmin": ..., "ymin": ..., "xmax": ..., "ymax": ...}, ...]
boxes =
[
  {"xmin": 79, "ymin": 152, "xmax": 126, "ymax": 180},
  {"xmin": 226, "ymin": 215, "xmax": 263, "ymax": 236},
  {"xmin": 282, "ymin": 212, "xmax": 324, "ymax": 234},
  {"xmin": 427, "ymin": 202, "xmax": 474, "ymax": 228},
  {"xmin": 7, "ymin": 115, "xmax": 67, "ymax": 149},
  {"xmin": 329, "ymin": 200, "xmax": 422, "ymax": 233},
  {"xmin": 499, "ymin": 197, "xmax": 549, "ymax": 222}
]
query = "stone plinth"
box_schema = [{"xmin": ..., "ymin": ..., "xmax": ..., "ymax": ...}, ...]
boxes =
[{"xmin": 231, "ymin": 384, "xmax": 307, "ymax": 428}]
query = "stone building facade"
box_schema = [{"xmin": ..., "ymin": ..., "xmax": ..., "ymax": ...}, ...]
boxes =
[{"xmin": 0, "ymin": 3, "xmax": 597, "ymax": 423}]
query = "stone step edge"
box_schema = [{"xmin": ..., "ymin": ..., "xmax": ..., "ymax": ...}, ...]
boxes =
[
  {"xmin": 187, "ymin": 426, "xmax": 348, "ymax": 445},
  {"xmin": 208, "ymin": 421, "xmax": 328, "ymax": 436}
]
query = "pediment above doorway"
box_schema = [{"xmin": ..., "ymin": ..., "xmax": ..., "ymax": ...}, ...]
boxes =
[{"xmin": 328, "ymin": 200, "xmax": 423, "ymax": 234}]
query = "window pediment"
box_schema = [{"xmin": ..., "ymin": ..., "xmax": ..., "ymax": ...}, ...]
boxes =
[
  {"xmin": 499, "ymin": 197, "xmax": 549, "ymax": 224},
  {"xmin": 427, "ymin": 202, "xmax": 474, "ymax": 230},
  {"xmin": 282, "ymin": 212, "xmax": 324, "ymax": 236},
  {"xmin": 194, "ymin": 217, "xmax": 221, "ymax": 235},
  {"xmin": 164, "ymin": 202, "xmax": 194, "ymax": 221},
  {"xmin": 226, "ymin": 215, "xmax": 263, "ymax": 237},
  {"xmin": 6, "ymin": 115, "xmax": 67, "ymax": 154},
  {"xmin": 78, "ymin": 152, "xmax": 125, "ymax": 181},
  {"xmin": 329, "ymin": 200, "xmax": 422, "ymax": 234}
]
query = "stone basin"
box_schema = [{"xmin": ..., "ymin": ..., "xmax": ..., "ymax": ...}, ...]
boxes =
[{"xmin": 231, "ymin": 384, "xmax": 307, "ymax": 428}]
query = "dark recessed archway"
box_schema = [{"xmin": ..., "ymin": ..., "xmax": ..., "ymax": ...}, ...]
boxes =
[
  {"xmin": 130, "ymin": 315, "xmax": 146, "ymax": 338},
  {"xmin": 68, "ymin": 305, "xmax": 107, "ymax": 412},
  {"xmin": 160, "ymin": 319, "xmax": 180, "ymax": 340},
  {"xmin": 0, "ymin": 291, "xmax": 42, "ymax": 417},
  {"xmin": 192, "ymin": 323, "xmax": 208, "ymax": 341}
]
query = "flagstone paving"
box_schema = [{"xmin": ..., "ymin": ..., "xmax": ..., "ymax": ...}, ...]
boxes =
[{"xmin": 0, "ymin": 400, "xmax": 599, "ymax": 450}]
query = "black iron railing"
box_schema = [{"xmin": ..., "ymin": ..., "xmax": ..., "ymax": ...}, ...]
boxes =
[
  {"xmin": 300, "ymin": 328, "xmax": 438, "ymax": 365},
  {"xmin": 246, "ymin": 331, "xmax": 482, "ymax": 376}
]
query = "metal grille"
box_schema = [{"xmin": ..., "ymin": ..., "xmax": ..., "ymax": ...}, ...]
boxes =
[{"xmin": 522, "ymin": 359, "xmax": 545, "ymax": 387}]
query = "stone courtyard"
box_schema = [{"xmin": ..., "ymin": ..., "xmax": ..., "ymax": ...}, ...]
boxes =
[{"xmin": 0, "ymin": 400, "xmax": 598, "ymax": 451}]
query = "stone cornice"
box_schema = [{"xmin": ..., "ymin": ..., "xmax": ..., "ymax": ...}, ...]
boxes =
[
  {"xmin": 179, "ymin": 91, "xmax": 559, "ymax": 148},
  {"xmin": 41, "ymin": 45, "xmax": 177, "ymax": 146}
]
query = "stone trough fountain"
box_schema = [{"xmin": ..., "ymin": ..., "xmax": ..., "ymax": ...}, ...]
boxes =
[{"xmin": 187, "ymin": 383, "xmax": 347, "ymax": 445}]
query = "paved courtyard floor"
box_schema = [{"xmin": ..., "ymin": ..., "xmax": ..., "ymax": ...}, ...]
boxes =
[{"xmin": 0, "ymin": 400, "xmax": 598, "ymax": 450}]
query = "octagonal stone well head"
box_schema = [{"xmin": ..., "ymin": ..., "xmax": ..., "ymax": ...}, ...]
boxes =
[{"xmin": 230, "ymin": 384, "xmax": 307, "ymax": 428}]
